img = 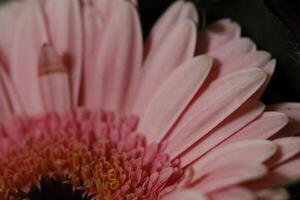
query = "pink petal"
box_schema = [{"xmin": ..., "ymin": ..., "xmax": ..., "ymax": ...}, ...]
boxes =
[
  {"xmin": 218, "ymin": 51, "xmax": 271, "ymax": 78},
  {"xmin": 162, "ymin": 190, "xmax": 208, "ymax": 200},
  {"xmin": 0, "ymin": 1, "xmax": 24, "ymax": 68},
  {"xmin": 10, "ymin": 1, "xmax": 49, "ymax": 114},
  {"xmin": 265, "ymin": 157, "xmax": 300, "ymax": 187},
  {"xmin": 191, "ymin": 140, "xmax": 276, "ymax": 181},
  {"xmin": 221, "ymin": 111, "xmax": 288, "ymax": 144},
  {"xmin": 197, "ymin": 19, "xmax": 241, "ymax": 54},
  {"xmin": 92, "ymin": 0, "xmax": 122, "ymax": 21},
  {"xmin": 210, "ymin": 187, "xmax": 255, "ymax": 200},
  {"xmin": 38, "ymin": 44, "xmax": 71, "ymax": 113},
  {"xmin": 133, "ymin": 20, "xmax": 197, "ymax": 115},
  {"xmin": 130, "ymin": 0, "xmax": 138, "ymax": 6},
  {"xmin": 194, "ymin": 163, "xmax": 267, "ymax": 193},
  {"xmin": 268, "ymin": 137, "xmax": 300, "ymax": 167},
  {"xmin": 165, "ymin": 68, "xmax": 267, "ymax": 159},
  {"xmin": 253, "ymin": 59, "xmax": 276, "ymax": 99},
  {"xmin": 209, "ymin": 38, "xmax": 256, "ymax": 63},
  {"xmin": 138, "ymin": 55, "xmax": 212, "ymax": 143},
  {"xmin": 45, "ymin": 0, "xmax": 82, "ymax": 105},
  {"xmin": 0, "ymin": 76, "xmax": 12, "ymax": 122},
  {"xmin": 0, "ymin": 66, "xmax": 23, "ymax": 116},
  {"xmin": 180, "ymin": 100, "xmax": 265, "ymax": 167},
  {"xmin": 82, "ymin": 0, "xmax": 103, "ymax": 106},
  {"xmin": 145, "ymin": 1, "xmax": 198, "ymax": 56},
  {"xmin": 256, "ymin": 188, "xmax": 289, "ymax": 200},
  {"xmin": 268, "ymin": 103, "xmax": 300, "ymax": 138},
  {"xmin": 86, "ymin": 1, "xmax": 143, "ymax": 112}
]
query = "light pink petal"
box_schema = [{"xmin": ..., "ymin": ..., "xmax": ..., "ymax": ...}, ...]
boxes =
[
  {"xmin": 268, "ymin": 103, "xmax": 300, "ymax": 137},
  {"xmin": 130, "ymin": 0, "xmax": 138, "ymax": 6},
  {"xmin": 219, "ymin": 51, "xmax": 271, "ymax": 78},
  {"xmin": 162, "ymin": 190, "xmax": 207, "ymax": 200},
  {"xmin": 0, "ymin": 77, "xmax": 12, "ymax": 122},
  {"xmin": 268, "ymin": 157, "xmax": 300, "ymax": 186},
  {"xmin": 194, "ymin": 163, "xmax": 267, "ymax": 193},
  {"xmin": 191, "ymin": 140, "xmax": 276, "ymax": 181},
  {"xmin": 253, "ymin": 59, "xmax": 276, "ymax": 99},
  {"xmin": 221, "ymin": 112, "xmax": 288, "ymax": 144},
  {"xmin": 0, "ymin": 1, "xmax": 24, "ymax": 68},
  {"xmin": 138, "ymin": 56, "xmax": 212, "ymax": 143},
  {"xmin": 209, "ymin": 38, "xmax": 256, "ymax": 63},
  {"xmin": 268, "ymin": 137, "xmax": 300, "ymax": 167},
  {"xmin": 133, "ymin": 20, "xmax": 197, "ymax": 115},
  {"xmin": 0, "ymin": 68, "xmax": 21, "ymax": 122},
  {"xmin": 210, "ymin": 187, "xmax": 255, "ymax": 200},
  {"xmin": 256, "ymin": 188, "xmax": 289, "ymax": 200},
  {"xmin": 146, "ymin": 1, "xmax": 198, "ymax": 55},
  {"xmin": 82, "ymin": 0, "xmax": 103, "ymax": 106},
  {"xmin": 0, "ymin": 66, "xmax": 23, "ymax": 116},
  {"xmin": 45, "ymin": 0, "xmax": 82, "ymax": 105},
  {"xmin": 92, "ymin": 0, "xmax": 122, "ymax": 21},
  {"xmin": 38, "ymin": 45, "xmax": 71, "ymax": 113},
  {"xmin": 10, "ymin": 1, "xmax": 49, "ymax": 114},
  {"xmin": 86, "ymin": 1, "xmax": 143, "ymax": 112},
  {"xmin": 197, "ymin": 19, "xmax": 241, "ymax": 54},
  {"xmin": 180, "ymin": 101, "xmax": 265, "ymax": 167},
  {"xmin": 165, "ymin": 68, "xmax": 267, "ymax": 159}
]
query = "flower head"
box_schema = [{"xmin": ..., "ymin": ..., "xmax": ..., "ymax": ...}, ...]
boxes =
[{"xmin": 0, "ymin": 0, "xmax": 300, "ymax": 199}]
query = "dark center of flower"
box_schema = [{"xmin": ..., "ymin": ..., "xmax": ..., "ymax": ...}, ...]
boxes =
[
  {"xmin": 17, "ymin": 175, "xmax": 91, "ymax": 200},
  {"xmin": 0, "ymin": 110, "xmax": 183, "ymax": 200}
]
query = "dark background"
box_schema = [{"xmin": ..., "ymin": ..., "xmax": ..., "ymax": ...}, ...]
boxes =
[{"xmin": 0, "ymin": 0, "xmax": 300, "ymax": 198}]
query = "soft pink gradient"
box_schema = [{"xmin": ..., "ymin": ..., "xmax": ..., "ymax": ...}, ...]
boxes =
[{"xmin": 0, "ymin": 0, "xmax": 300, "ymax": 199}]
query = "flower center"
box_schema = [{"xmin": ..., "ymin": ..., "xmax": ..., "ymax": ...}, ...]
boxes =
[
  {"xmin": 1, "ymin": 136, "xmax": 120, "ymax": 199},
  {"xmin": 0, "ymin": 109, "xmax": 183, "ymax": 199}
]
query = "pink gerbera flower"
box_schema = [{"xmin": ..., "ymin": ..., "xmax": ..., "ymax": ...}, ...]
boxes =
[{"xmin": 0, "ymin": 0, "xmax": 300, "ymax": 199}]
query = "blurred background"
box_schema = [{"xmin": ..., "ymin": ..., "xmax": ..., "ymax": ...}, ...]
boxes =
[{"xmin": 0, "ymin": 0, "xmax": 300, "ymax": 198}]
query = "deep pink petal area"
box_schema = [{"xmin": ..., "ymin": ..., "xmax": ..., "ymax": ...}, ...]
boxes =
[
  {"xmin": 162, "ymin": 189, "xmax": 208, "ymax": 200},
  {"xmin": 138, "ymin": 55, "xmax": 212, "ymax": 143},
  {"xmin": 10, "ymin": 1, "xmax": 49, "ymax": 114}
]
